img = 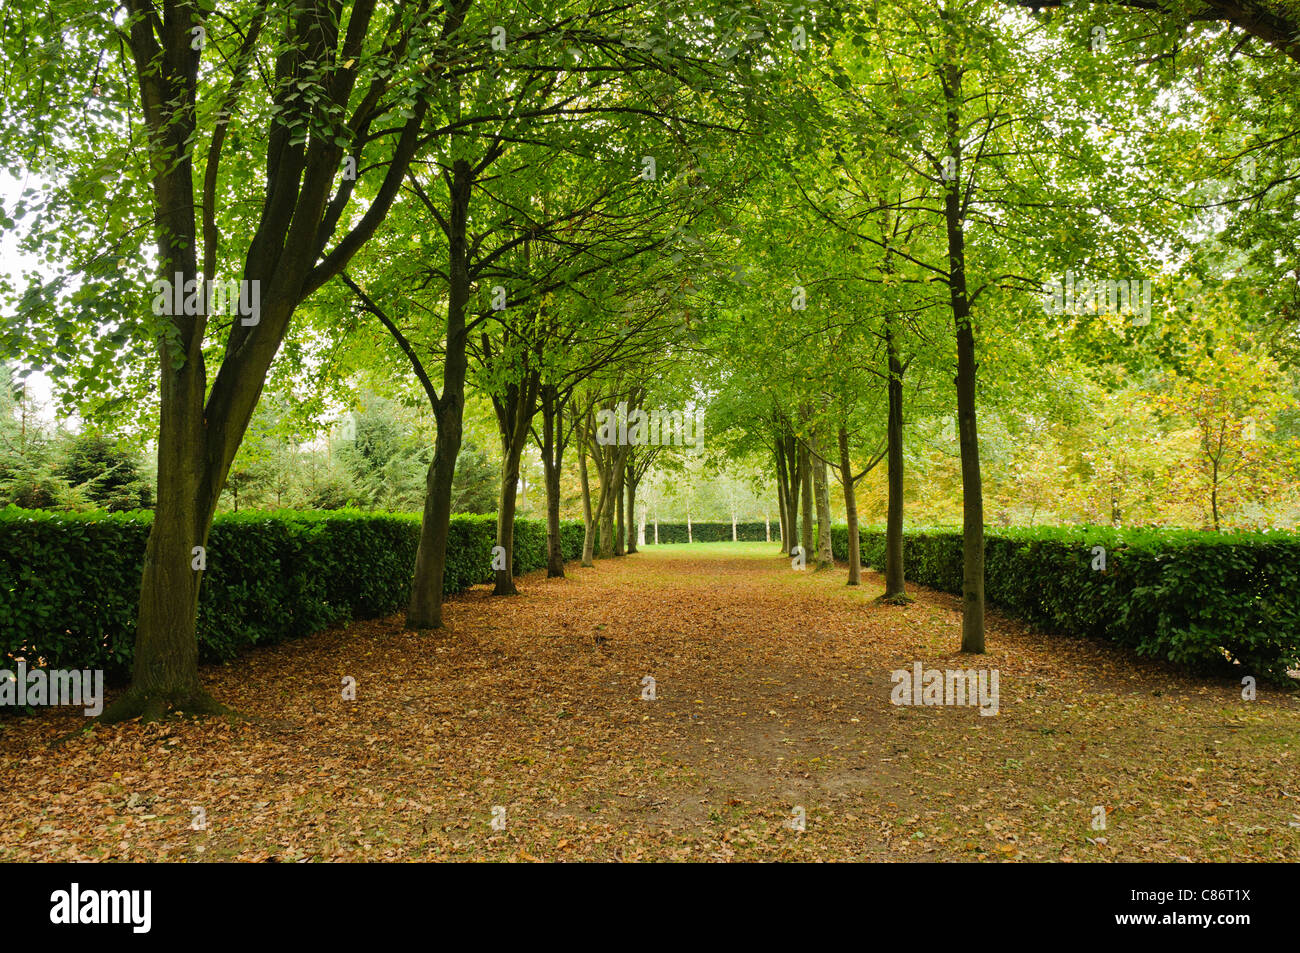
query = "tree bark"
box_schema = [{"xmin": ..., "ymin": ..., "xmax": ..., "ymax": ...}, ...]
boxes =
[
  {"xmin": 783, "ymin": 432, "xmax": 801, "ymax": 554},
  {"xmin": 799, "ymin": 441, "xmax": 814, "ymax": 561},
  {"xmin": 838, "ymin": 426, "xmax": 861, "ymax": 587},
  {"xmin": 625, "ymin": 463, "xmax": 638, "ymax": 554},
  {"xmin": 494, "ymin": 456, "xmax": 522, "ymax": 595},
  {"xmin": 540, "ymin": 385, "xmax": 566, "ymax": 577},
  {"xmin": 814, "ymin": 441, "xmax": 833, "ymax": 570},
  {"xmin": 594, "ymin": 435, "xmax": 627, "ymax": 558},
  {"xmin": 599, "ymin": 470, "xmax": 616, "ymax": 557},
  {"xmin": 884, "ymin": 316, "xmax": 908, "ymax": 601},
  {"xmin": 614, "ymin": 464, "xmax": 626, "ymax": 557},
  {"xmin": 775, "ymin": 444, "xmax": 790, "ymax": 554},
  {"xmin": 942, "ymin": 54, "xmax": 986, "ymax": 653},
  {"xmin": 492, "ymin": 372, "xmax": 539, "ymax": 595},
  {"xmin": 407, "ymin": 159, "xmax": 473, "ymax": 630},
  {"xmin": 578, "ymin": 429, "xmax": 596, "ymax": 567}
]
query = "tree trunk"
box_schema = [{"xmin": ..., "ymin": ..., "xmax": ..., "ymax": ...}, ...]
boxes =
[
  {"xmin": 626, "ymin": 468, "xmax": 638, "ymax": 554},
  {"xmin": 102, "ymin": 64, "xmax": 222, "ymax": 720},
  {"xmin": 120, "ymin": 432, "xmax": 215, "ymax": 719},
  {"xmin": 799, "ymin": 442, "xmax": 814, "ymax": 561},
  {"xmin": 578, "ymin": 419, "xmax": 596, "ymax": 567},
  {"xmin": 814, "ymin": 442, "xmax": 833, "ymax": 570},
  {"xmin": 598, "ymin": 469, "xmax": 616, "ymax": 557},
  {"xmin": 541, "ymin": 385, "xmax": 566, "ymax": 577},
  {"xmin": 775, "ymin": 446, "xmax": 790, "ymax": 554},
  {"xmin": 494, "ymin": 459, "xmax": 521, "ymax": 595},
  {"xmin": 1210, "ymin": 455, "xmax": 1221, "ymax": 530},
  {"xmin": 614, "ymin": 462, "xmax": 626, "ymax": 557},
  {"xmin": 407, "ymin": 158, "xmax": 473, "ymax": 629},
  {"xmin": 943, "ymin": 57, "xmax": 985, "ymax": 653},
  {"xmin": 783, "ymin": 433, "xmax": 801, "ymax": 554},
  {"xmin": 408, "ymin": 414, "xmax": 462, "ymax": 628},
  {"xmin": 884, "ymin": 317, "xmax": 908, "ymax": 600},
  {"xmin": 595, "ymin": 438, "xmax": 615, "ymax": 558},
  {"xmin": 838, "ymin": 426, "xmax": 861, "ymax": 587},
  {"xmin": 493, "ymin": 375, "xmax": 538, "ymax": 596}
]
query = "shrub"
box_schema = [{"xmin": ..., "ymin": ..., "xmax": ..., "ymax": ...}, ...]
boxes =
[
  {"xmin": 645, "ymin": 521, "xmax": 779, "ymax": 543},
  {"xmin": 0, "ymin": 507, "xmax": 586, "ymax": 681},
  {"xmin": 831, "ymin": 524, "xmax": 1300, "ymax": 680}
]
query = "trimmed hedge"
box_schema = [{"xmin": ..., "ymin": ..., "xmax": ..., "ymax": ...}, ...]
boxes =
[
  {"xmin": 646, "ymin": 521, "xmax": 780, "ymax": 543},
  {"xmin": 831, "ymin": 524, "xmax": 1300, "ymax": 680},
  {"xmin": 0, "ymin": 508, "xmax": 584, "ymax": 680}
]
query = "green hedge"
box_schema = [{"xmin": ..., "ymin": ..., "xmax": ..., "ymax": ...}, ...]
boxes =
[
  {"xmin": 0, "ymin": 508, "xmax": 584, "ymax": 680},
  {"xmin": 831, "ymin": 524, "xmax": 1300, "ymax": 680},
  {"xmin": 646, "ymin": 521, "xmax": 780, "ymax": 543}
]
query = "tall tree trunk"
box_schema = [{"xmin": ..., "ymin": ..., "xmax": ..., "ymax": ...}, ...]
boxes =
[
  {"xmin": 492, "ymin": 375, "xmax": 538, "ymax": 596},
  {"xmin": 408, "ymin": 409, "xmax": 462, "ymax": 627},
  {"xmin": 799, "ymin": 442, "xmax": 813, "ymax": 561},
  {"xmin": 125, "ymin": 419, "xmax": 214, "ymax": 718},
  {"xmin": 579, "ymin": 432, "xmax": 596, "ymax": 567},
  {"xmin": 614, "ymin": 460, "xmax": 626, "ymax": 556},
  {"xmin": 626, "ymin": 466, "xmax": 638, "ymax": 554},
  {"xmin": 838, "ymin": 426, "xmax": 861, "ymax": 587},
  {"xmin": 494, "ymin": 455, "xmax": 521, "ymax": 595},
  {"xmin": 943, "ymin": 55, "xmax": 985, "ymax": 653},
  {"xmin": 884, "ymin": 317, "xmax": 908, "ymax": 601},
  {"xmin": 598, "ymin": 472, "xmax": 616, "ymax": 557},
  {"xmin": 783, "ymin": 433, "xmax": 801, "ymax": 554},
  {"xmin": 775, "ymin": 445, "xmax": 790, "ymax": 554},
  {"xmin": 407, "ymin": 159, "xmax": 472, "ymax": 629},
  {"xmin": 104, "ymin": 45, "xmax": 219, "ymax": 720},
  {"xmin": 540, "ymin": 384, "xmax": 566, "ymax": 578},
  {"xmin": 596, "ymin": 439, "xmax": 627, "ymax": 558},
  {"xmin": 814, "ymin": 441, "xmax": 833, "ymax": 570}
]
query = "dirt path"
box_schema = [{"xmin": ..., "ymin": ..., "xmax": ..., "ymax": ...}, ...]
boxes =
[{"xmin": 3, "ymin": 542, "xmax": 1298, "ymax": 861}]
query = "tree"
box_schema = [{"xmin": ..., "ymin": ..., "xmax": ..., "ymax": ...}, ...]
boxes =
[
  {"xmin": 61, "ymin": 433, "xmax": 153, "ymax": 511},
  {"xmin": 2, "ymin": 0, "xmax": 444, "ymax": 718},
  {"xmin": 1159, "ymin": 345, "xmax": 1299, "ymax": 528}
]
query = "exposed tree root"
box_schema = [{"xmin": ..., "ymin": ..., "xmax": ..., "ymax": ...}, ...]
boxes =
[
  {"xmin": 876, "ymin": 592, "xmax": 915, "ymax": 606},
  {"xmin": 97, "ymin": 687, "xmax": 233, "ymax": 725}
]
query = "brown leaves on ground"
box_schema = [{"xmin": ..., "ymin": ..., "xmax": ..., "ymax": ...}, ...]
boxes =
[{"xmin": 2, "ymin": 541, "xmax": 1298, "ymax": 862}]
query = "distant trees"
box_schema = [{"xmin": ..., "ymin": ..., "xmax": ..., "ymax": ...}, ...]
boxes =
[
  {"xmin": 1158, "ymin": 347, "xmax": 1300, "ymax": 530},
  {"xmin": 60, "ymin": 433, "xmax": 153, "ymax": 511},
  {"xmin": 1, "ymin": 371, "xmax": 153, "ymax": 510}
]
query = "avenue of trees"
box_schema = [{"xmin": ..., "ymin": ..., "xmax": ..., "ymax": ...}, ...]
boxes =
[{"xmin": 2, "ymin": 0, "xmax": 1299, "ymax": 717}]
